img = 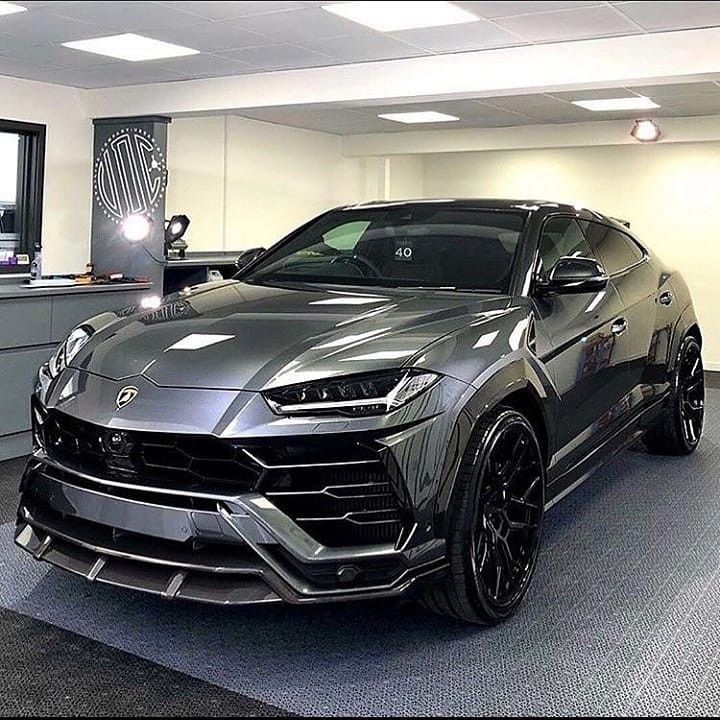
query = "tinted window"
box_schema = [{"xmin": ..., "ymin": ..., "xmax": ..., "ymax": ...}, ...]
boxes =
[
  {"xmin": 584, "ymin": 222, "xmax": 643, "ymax": 274},
  {"xmin": 537, "ymin": 216, "xmax": 595, "ymax": 279},
  {"xmin": 245, "ymin": 207, "xmax": 527, "ymax": 292}
]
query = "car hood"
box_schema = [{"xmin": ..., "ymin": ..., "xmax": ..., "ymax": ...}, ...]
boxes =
[{"xmin": 71, "ymin": 280, "xmax": 513, "ymax": 390}]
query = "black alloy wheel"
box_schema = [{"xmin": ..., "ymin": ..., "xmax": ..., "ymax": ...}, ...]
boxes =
[
  {"xmin": 471, "ymin": 418, "xmax": 544, "ymax": 611},
  {"xmin": 678, "ymin": 337, "xmax": 705, "ymax": 448},
  {"xmin": 644, "ymin": 334, "xmax": 704, "ymax": 455},
  {"xmin": 421, "ymin": 407, "xmax": 545, "ymax": 625}
]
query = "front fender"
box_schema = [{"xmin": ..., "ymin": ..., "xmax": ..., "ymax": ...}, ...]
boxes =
[{"xmin": 432, "ymin": 350, "xmax": 558, "ymax": 536}]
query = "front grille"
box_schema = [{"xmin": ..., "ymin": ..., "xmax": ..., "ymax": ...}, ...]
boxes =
[
  {"xmin": 40, "ymin": 409, "xmax": 260, "ymax": 493},
  {"xmin": 38, "ymin": 408, "xmax": 409, "ymax": 548}
]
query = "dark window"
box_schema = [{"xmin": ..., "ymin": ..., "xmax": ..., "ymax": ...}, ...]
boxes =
[
  {"xmin": 584, "ymin": 222, "xmax": 643, "ymax": 274},
  {"xmin": 244, "ymin": 207, "xmax": 527, "ymax": 293},
  {"xmin": 537, "ymin": 216, "xmax": 595, "ymax": 279}
]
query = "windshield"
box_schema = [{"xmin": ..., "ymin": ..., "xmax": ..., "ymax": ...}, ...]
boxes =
[{"xmin": 243, "ymin": 205, "xmax": 527, "ymax": 293}]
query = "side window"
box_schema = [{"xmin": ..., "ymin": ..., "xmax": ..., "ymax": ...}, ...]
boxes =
[
  {"xmin": 537, "ymin": 216, "xmax": 595, "ymax": 278},
  {"xmin": 584, "ymin": 222, "xmax": 643, "ymax": 274},
  {"xmin": 323, "ymin": 221, "xmax": 370, "ymax": 251}
]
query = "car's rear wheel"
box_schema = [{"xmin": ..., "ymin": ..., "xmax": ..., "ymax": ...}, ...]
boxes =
[
  {"xmin": 644, "ymin": 335, "xmax": 704, "ymax": 455},
  {"xmin": 421, "ymin": 407, "xmax": 545, "ymax": 625}
]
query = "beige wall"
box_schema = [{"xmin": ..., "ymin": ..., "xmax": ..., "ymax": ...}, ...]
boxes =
[
  {"xmin": 1, "ymin": 74, "xmax": 91, "ymax": 274},
  {"xmin": 166, "ymin": 115, "xmax": 365, "ymax": 252},
  {"xmin": 419, "ymin": 143, "xmax": 720, "ymax": 367}
]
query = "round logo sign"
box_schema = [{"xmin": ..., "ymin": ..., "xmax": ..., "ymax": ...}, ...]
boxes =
[{"xmin": 93, "ymin": 127, "xmax": 168, "ymax": 223}]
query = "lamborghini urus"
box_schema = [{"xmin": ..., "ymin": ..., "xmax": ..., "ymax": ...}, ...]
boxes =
[{"xmin": 16, "ymin": 200, "xmax": 704, "ymax": 624}]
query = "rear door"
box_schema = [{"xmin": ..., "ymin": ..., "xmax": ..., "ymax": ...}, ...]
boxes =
[
  {"xmin": 584, "ymin": 222, "xmax": 668, "ymax": 411},
  {"xmin": 532, "ymin": 215, "xmax": 628, "ymax": 478}
]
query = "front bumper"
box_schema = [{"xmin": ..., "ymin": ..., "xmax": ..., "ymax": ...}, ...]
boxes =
[
  {"xmin": 16, "ymin": 449, "xmax": 447, "ymax": 606},
  {"xmin": 16, "ymin": 369, "xmax": 477, "ymax": 606}
]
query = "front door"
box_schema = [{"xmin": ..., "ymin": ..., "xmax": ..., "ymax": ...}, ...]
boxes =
[{"xmin": 532, "ymin": 215, "xmax": 629, "ymax": 480}]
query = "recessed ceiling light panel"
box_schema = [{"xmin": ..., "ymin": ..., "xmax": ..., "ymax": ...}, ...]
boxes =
[
  {"xmin": 572, "ymin": 97, "xmax": 660, "ymax": 112},
  {"xmin": 378, "ymin": 111, "xmax": 460, "ymax": 124},
  {"xmin": 63, "ymin": 33, "xmax": 199, "ymax": 62},
  {"xmin": 0, "ymin": 2, "xmax": 26, "ymax": 16},
  {"xmin": 322, "ymin": 1, "xmax": 478, "ymax": 32}
]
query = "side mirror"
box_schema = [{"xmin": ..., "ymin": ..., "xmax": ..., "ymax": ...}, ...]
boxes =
[
  {"xmin": 538, "ymin": 256, "xmax": 609, "ymax": 295},
  {"xmin": 235, "ymin": 247, "xmax": 266, "ymax": 271}
]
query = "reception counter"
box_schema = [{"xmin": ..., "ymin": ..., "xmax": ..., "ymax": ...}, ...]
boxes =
[{"xmin": 0, "ymin": 280, "xmax": 153, "ymax": 460}]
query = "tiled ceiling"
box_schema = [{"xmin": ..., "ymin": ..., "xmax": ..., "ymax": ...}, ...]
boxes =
[
  {"xmin": 236, "ymin": 81, "xmax": 720, "ymax": 134},
  {"xmin": 0, "ymin": 1, "xmax": 720, "ymax": 88}
]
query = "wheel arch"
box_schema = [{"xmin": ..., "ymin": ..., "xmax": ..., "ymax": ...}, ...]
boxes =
[{"xmin": 434, "ymin": 360, "xmax": 555, "ymax": 537}]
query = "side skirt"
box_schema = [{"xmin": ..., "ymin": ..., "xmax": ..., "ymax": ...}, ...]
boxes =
[{"xmin": 544, "ymin": 394, "xmax": 668, "ymax": 510}]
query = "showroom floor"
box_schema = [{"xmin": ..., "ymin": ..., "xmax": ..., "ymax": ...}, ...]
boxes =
[{"xmin": 1, "ymin": 390, "xmax": 719, "ymax": 716}]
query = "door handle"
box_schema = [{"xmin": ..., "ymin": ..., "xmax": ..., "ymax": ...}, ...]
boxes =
[
  {"xmin": 611, "ymin": 318, "xmax": 628, "ymax": 336},
  {"xmin": 658, "ymin": 291, "xmax": 674, "ymax": 306}
]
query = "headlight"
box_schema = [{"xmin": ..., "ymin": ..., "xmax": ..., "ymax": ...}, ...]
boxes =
[
  {"xmin": 263, "ymin": 369, "xmax": 440, "ymax": 417},
  {"xmin": 48, "ymin": 325, "xmax": 93, "ymax": 379}
]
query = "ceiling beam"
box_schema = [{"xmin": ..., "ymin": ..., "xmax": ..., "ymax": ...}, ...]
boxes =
[
  {"xmin": 83, "ymin": 27, "xmax": 720, "ymax": 119},
  {"xmin": 340, "ymin": 115, "xmax": 720, "ymax": 156}
]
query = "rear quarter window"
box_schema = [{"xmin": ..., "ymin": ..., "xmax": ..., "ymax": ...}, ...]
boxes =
[{"xmin": 584, "ymin": 222, "xmax": 644, "ymax": 274}]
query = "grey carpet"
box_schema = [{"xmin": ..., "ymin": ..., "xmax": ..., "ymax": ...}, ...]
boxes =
[
  {"xmin": 0, "ymin": 607, "xmax": 290, "ymax": 717},
  {"xmin": 1, "ymin": 391, "xmax": 720, "ymax": 716}
]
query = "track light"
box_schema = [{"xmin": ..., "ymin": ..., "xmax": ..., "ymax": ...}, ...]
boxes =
[
  {"xmin": 121, "ymin": 214, "xmax": 153, "ymax": 242},
  {"xmin": 631, "ymin": 119, "xmax": 661, "ymax": 143}
]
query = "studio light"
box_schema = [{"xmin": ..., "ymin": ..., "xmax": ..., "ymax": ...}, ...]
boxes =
[
  {"xmin": 121, "ymin": 214, "xmax": 153, "ymax": 242},
  {"xmin": 165, "ymin": 214, "xmax": 190, "ymax": 259},
  {"xmin": 631, "ymin": 119, "xmax": 662, "ymax": 143},
  {"xmin": 165, "ymin": 214, "xmax": 190, "ymax": 245}
]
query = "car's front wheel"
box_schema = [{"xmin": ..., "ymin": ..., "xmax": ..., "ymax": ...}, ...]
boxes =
[
  {"xmin": 644, "ymin": 334, "xmax": 704, "ymax": 455},
  {"xmin": 421, "ymin": 407, "xmax": 545, "ymax": 625}
]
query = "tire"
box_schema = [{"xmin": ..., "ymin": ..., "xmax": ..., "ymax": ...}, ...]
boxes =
[
  {"xmin": 643, "ymin": 335, "xmax": 704, "ymax": 456},
  {"xmin": 421, "ymin": 407, "xmax": 546, "ymax": 625}
]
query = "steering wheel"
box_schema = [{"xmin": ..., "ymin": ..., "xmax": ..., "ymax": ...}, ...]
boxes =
[{"xmin": 329, "ymin": 255, "xmax": 382, "ymax": 277}]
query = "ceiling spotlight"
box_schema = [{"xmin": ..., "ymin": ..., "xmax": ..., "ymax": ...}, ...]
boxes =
[
  {"xmin": 631, "ymin": 119, "xmax": 661, "ymax": 143},
  {"xmin": 121, "ymin": 214, "xmax": 153, "ymax": 242}
]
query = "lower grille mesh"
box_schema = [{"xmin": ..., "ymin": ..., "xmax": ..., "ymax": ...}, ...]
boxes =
[{"xmin": 264, "ymin": 466, "xmax": 404, "ymax": 547}]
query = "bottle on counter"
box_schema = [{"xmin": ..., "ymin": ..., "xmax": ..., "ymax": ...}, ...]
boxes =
[{"xmin": 30, "ymin": 247, "xmax": 42, "ymax": 280}]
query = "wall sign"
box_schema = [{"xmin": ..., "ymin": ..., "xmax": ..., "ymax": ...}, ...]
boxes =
[
  {"xmin": 90, "ymin": 116, "xmax": 171, "ymax": 285},
  {"xmin": 93, "ymin": 127, "xmax": 168, "ymax": 223}
]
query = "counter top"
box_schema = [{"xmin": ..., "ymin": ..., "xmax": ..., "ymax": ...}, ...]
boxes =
[
  {"xmin": 165, "ymin": 252, "xmax": 240, "ymax": 269},
  {"xmin": 0, "ymin": 281, "xmax": 153, "ymax": 300}
]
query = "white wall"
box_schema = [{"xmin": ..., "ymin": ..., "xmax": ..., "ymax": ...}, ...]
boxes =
[
  {"xmin": 166, "ymin": 116, "xmax": 226, "ymax": 251},
  {"xmin": 420, "ymin": 143, "xmax": 720, "ymax": 366},
  {"xmin": 166, "ymin": 115, "xmax": 365, "ymax": 251},
  {"xmin": 0, "ymin": 74, "xmax": 91, "ymax": 273}
]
